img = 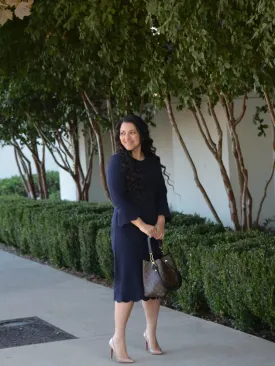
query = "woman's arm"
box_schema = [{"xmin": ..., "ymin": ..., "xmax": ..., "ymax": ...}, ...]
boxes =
[
  {"xmin": 107, "ymin": 154, "xmax": 140, "ymax": 227},
  {"xmin": 107, "ymin": 154, "xmax": 157, "ymax": 237}
]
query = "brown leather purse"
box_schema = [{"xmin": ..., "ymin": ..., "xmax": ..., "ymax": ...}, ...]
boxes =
[{"xmin": 143, "ymin": 237, "xmax": 182, "ymax": 298}]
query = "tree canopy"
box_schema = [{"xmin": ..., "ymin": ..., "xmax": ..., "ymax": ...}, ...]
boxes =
[{"xmin": 1, "ymin": 0, "xmax": 275, "ymax": 227}]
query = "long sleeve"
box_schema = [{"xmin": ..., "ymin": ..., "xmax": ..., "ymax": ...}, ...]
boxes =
[
  {"xmin": 107, "ymin": 154, "xmax": 140, "ymax": 227},
  {"xmin": 156, "ymin": 161, "xmax": 172, "ymax": 222}
]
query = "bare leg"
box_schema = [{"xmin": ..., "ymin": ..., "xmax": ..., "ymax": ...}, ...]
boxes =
[
  {"xmin": 112, "ymin": 301, "xmax": 134, "ymax": 359},
  {"xmin": 142, "ymin": 298, "xmax": 161, "ymax": 350}
]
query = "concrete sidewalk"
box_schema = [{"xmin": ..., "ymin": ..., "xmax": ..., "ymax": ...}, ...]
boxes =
[{"xmin": 0, "ymin": 249, "xmax": 275, "ymax": 366}]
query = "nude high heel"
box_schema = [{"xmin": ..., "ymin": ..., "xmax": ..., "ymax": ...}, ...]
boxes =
[
  {"xmin": 109, "ymin": 338, "xmax": 135, "ymax": 363},
  {"xmin": 143, "ymin": 332, "xmax": 163, "ymax": 355}
]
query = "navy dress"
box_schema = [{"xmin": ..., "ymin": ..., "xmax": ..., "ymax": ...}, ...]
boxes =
[{"xmin": 107, "ymin": 153, "xmax": 171, "ymax": 302}]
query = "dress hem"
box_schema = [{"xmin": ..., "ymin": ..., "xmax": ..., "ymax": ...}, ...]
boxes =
[{"xmin": 114, "ymin": 296, "xmax": 159, "ymax": 303}]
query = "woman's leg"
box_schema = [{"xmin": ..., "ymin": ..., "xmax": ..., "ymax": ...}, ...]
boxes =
[
  {"xmin": 112, "ymin": 301, "xmax": 134, "ymax": 358},
  {"xmin": 142, "ymin": 298, "xmax": 161, "ymax": 350}
]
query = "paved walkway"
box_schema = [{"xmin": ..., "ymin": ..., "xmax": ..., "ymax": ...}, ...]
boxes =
[{"xmin": 0, "ymin": 249, "xmax": 275, "ymax": 366}]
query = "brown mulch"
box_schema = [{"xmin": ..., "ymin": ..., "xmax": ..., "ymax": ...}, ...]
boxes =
[{"xmin": 1, "ymin": 243, "xmax": 274, "ymax": 344}]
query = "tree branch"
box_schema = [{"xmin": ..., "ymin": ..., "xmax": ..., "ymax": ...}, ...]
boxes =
[
  {"xmin": 209, "ymin": 101, "xmax": 223, "ymax": 158},
  {"xmin": 216, "ymin": 88, "xmax": 230, "ymax": 121},
  {"xmin": 191, "ymin": 109, "xmax": 217, "ymax": 156},
  {"xmin": 56, "ymin": 130, "xmax": 74, "ymax": 160},
  {"xmin": 164, "ymin": 94, "xmax": 223, "ymax": 226},
  {"xmin": 55, "ymin": 135, "xmax": 74, "ymax": 176},
  {"xmin": 192, "ymin": 101, "xmax": 240, "ymax": 230},
  {"xmin": 83, "ymin": 90, "xmax": 99, "ymax": 115},
  {"xmin": 14, "ymin": 146, "xmax": 29, "ymax": 195},
  {"xmin": 263, "ymin": 88, "xmax": 275, "ymax": 127},
  {"xmin": 82, "ymin": 92, "xmax": 111, "ymax": 200},
  {"xmin": 192, "ymin": 100, "xmax": 217, "ymax": 154},
  {"xmin": 107, "ymin": 97, "xmax": 116, "ymax": 154},
  {"xmin": 256, "ymin": 158, "xmax": 275, "ymax": 227},
  {"xmin": 235, "ymin": 92, "xmax": 247, "ymax": 126},
  {"xmin": 42, "ymin": 142, "xmax": 46, "ymax": 167}
]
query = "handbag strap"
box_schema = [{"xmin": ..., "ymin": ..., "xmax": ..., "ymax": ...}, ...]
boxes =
[{"xmin": 147, "ymin": 237, "xmax": 163, "ymax": 266}]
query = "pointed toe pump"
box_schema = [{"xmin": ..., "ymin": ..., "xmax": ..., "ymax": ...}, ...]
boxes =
[{"xmin": 109, "ymin": 338, "xmax": 135, "ymax": 363}]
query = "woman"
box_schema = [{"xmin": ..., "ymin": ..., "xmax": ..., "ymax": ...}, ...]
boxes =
[{"xmin": 107, "ymin": 114, "xmax": 171, "ymax": 363}]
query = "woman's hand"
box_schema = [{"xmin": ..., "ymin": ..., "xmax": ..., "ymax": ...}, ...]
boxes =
[
  {"xmin": 154, "ymin": 222, "xmax": 165, "ymax": 240},
  {"xmin": 154, "ymin": 216, "xmax": 165, "ymax": 240},
  {"xmin": 139, "ymin": 223, "xmax": 157, "ymax": 238}
]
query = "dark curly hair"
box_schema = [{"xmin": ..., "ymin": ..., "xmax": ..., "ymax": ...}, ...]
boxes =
[{"xmin": 115, "ymin": 114, "xmax": 172, "ymax": 196}]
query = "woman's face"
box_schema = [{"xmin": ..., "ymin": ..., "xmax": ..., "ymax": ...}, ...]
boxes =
[{"xmin": 120, "ymin": 122, "xmax": 141, "ymax": 151}]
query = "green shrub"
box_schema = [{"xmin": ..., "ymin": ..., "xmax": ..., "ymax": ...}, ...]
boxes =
[
  {"xmin": 169, "ymin": 212, "xmax": 206, "ymax": 227},
  {"xmin": 49, "ymin": 191, "xmax": 60, "ymax": 201},
  {"xmin": 202, "ymin": 235, "xmax": 275, "ymax": 330},
  {"xmin": 96, "ymin": 228, "xmax": 114, "ymax": 281},
  {"xmin": 44, "ymin": 171, "xmax": 60, "ymax": 196},
  {"xmin": 0, "ymin": 176, "xmax": 26, "ymax": 196},
  {"xmin": 0, "ymin": 197, "xmax": 113, "ymax": 270},
  {"xmin": 163, "ymin": 227, "xmax": 274, "ymax": 319},
  {"xmin": 79, "ymin": 212, "xmax": 112, "ymax": 275},
  {"xmin": 163, "ymin": 229, "xmax": 211, "ymax": 313},
  {"xmin": 0, "ymin": 171, "xmax": 60, "ymax": 198}
]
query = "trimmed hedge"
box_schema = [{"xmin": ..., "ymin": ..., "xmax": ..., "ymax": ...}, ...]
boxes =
[
  {"xmin": 202, "ymin": 236, "xmax": 275, "ymax": 330},
  {"xmin": 96, "ymin": 228, "xmax": 113, "ymax": 281},
  {"xmin": 0, "ymin": 197, "xmax": 113, "ymax": 273},
  {"xmin": 0, "ymin": 197, "xmax": 275, "ymax": 332}
]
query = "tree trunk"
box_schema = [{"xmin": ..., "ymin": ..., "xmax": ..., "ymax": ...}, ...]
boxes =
[
  {"xmin": 14, "ymin": 146, "xmax": 29, "ymax": 197},
  {"xmin": 68, "ymin": 119, "xmax": 84, "ymax": 201},
  {"xmin": 164, "ymin": 95, "xmax": 223, "ymax": 225},
  {"xmin": 12, "ymin": 140, "xmax": 37, "ymax": 199},
  {"xmin": 75, "ymin": 176, "xmax": 83, "ymax": 201},
  {"xmin": 35, "ymin": 122, "xmax": 94, "ymax": 202},
  {"xmin": 82, "ymin": 91, "xmax": 111, "ymax": 200},
  {"xmin": 25, "ymin": 140, "xmax": 49, "ymax": 199},
  {"xmin": 81, "ymin": 127, "xmax": 95, "ymax": 202},
  {"xmin": 191, "ymin": 102, "xmax": 240, "ymax": 230},
  {"xmin": 40, "ymin": 142, "xmax": 48, "ymax": 199},
  {"xmin": 107, "ymin": 97, "xmax": 116, "ymax": 154},
  {"xmin": 109, "ymin": 130, "xmax": 116, "ymax": 154},
  {"xmin": 33, "ymin": 157, "xmax": 43, "ymax": 199},
  {"xmin": 218, "ymin": 92, "xmax": 252, "ymax": 230},
  {"xmin": 255, "ymin": 155, "xmax": 275, "ymax": 227}
]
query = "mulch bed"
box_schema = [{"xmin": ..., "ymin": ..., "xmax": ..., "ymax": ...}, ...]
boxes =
[
  {"xmin": 0, "ymin": 316, "xmax": 76, "ymax": 349},
  {"xmin": 1, "ymin": 243, "xmax": 274, "ymax": 344}
]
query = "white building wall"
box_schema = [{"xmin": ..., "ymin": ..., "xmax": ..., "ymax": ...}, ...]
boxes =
[
  {"xmin": 59, "ymin": 168, "xmax": 77, "ymax": 201},
  {"xmin": 0, "ymin": 144, "xmax": 58, "ymax": 179},
  {"xmin": 151, "ymin": 101, "xmax": 232, "ymax": 225}
]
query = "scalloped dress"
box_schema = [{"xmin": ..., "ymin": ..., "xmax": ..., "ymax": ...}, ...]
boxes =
[{"xmin": 106, "ymin": 153, "xmax": 171, "ymax": 302}]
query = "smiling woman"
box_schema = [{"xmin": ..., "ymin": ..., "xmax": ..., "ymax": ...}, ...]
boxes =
[
  {"xmin": 119, "ymin": 123, "xmax": 142, "ymax": 157},
  {"xmin": 106, "ymin": 114, "xmax": 172, "ymax": 362}
]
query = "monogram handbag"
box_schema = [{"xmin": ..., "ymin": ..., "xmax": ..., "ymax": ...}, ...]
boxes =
[{"xmin": 143, "ymin": 237, "xmax": 182, "ymax": 298}]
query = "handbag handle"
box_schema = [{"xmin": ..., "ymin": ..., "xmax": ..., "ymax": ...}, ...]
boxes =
[{"xmin": 147, "ymin": 237, "xmax": 163, "ymax": 266}]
